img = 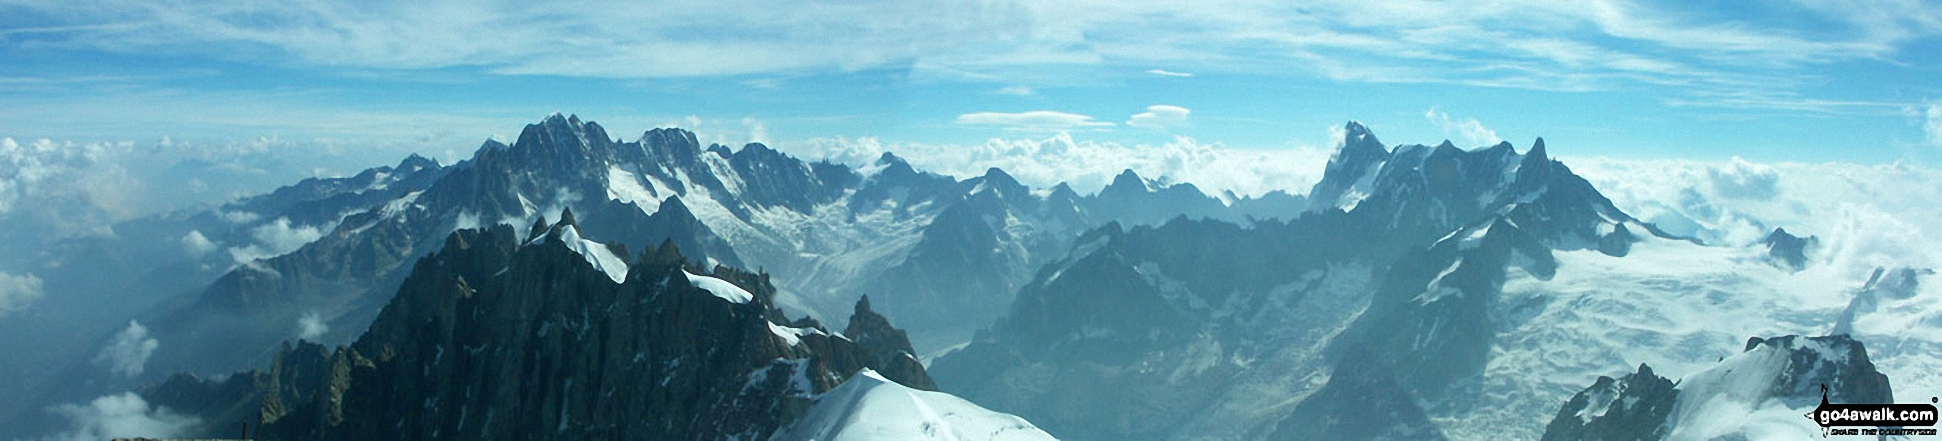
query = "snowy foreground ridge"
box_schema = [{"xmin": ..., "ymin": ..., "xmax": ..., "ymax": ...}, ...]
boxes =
[{"xmin": 779, "ymin": 369, "xmax": 1057, "ymax": 441}]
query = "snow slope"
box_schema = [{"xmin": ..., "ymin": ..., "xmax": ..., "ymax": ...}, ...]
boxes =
[{"xmin": 776, "ymin": 369, "xmax": 1057, "ymax": 441}]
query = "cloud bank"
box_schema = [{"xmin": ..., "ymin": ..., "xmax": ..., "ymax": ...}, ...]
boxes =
[
  {"xmin": 779, "ymin": 133, "xmax": 1331, "ymax": 197},
  {"xmin": 1569, "ymin": 156, "xmax": 1942, "ymax": 281}
]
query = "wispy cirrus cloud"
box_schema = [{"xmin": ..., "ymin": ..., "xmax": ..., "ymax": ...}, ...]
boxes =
[
  {"xmin": 1126, "ymin": 105, "xmax": 1190, "ymax": 129},
  {"xmin": 1926, "ymin": 102, "xmax": 1942, "ymax": 147},
  {"xmin": 1, "ymin": 0, "xmax": 1933, "ymax": 112},
  {"xmin": 955, "ymin": 110, "xmax": 1114, "ymax": 132}
]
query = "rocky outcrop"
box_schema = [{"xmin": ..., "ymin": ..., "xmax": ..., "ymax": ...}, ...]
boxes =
[
  {"xmin": 842, "ymin": 296, "xmax": 935, "ymax": 391},
  {"xmin": 160, "ymin": 217, "xmax": 940, "ymax": 440}
]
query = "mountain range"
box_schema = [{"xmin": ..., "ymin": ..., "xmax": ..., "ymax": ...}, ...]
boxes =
[{"xmin": 7, "ymin": 115, "xmax": 1930, "ymax": 440}]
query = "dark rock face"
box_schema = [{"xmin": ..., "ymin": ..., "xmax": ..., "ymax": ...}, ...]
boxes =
[
  {"xmin": 157, "ymin": 220, "xmax": 935, "ymax": 440},
  {"xmin": 1539, "ymin": 364, "xmax": 1677, "ymax": 441},
  {"xmin": 1270, "ymin": 350, "xmax": 1449, "ymax": 441},
  {"xmin": 1762, "ymin": 228, "xmax": 1817, "ymax": 272},
  {"xmin": 1329, "ymin": 216, "xmax": 1559, "ymax": 395}
]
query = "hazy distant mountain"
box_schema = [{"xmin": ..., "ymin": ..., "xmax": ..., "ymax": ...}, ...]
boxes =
[{"xmin": 0, "ymin": 153, "xmax": 450, "ymax": 434}]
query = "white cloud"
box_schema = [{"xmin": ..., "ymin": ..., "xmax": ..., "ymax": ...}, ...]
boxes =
[
  {"xmin": 47, "ymin": 392, "xmax": 199, "ymax": 441},
  {"xmin": 180, "ymin": 230, "xmax": 218, "ymax": 257},
  {"xmin": 1146, "ymin": 69, "xmax": 1194, "ymax": 77},
  {"xmin": 777, "ymin": 132, "xmax": 1332, "ymax": 197},
  {"xmin": 1424, "ymin": 107, "xmax": 1502, "ymax": 147},
  {"xmin": 95, "ymin": 320, "xmax": 159, "ymax": 378},
  {"xmin": 742, "ymin": 117, "xmax": 771, "ymax": 145},
  {"xmin": 225, "ymin": 217, "xmax": 331, "ymax": 266},
  {"xmin": 1126, "ymin": 105, "xmax": 1191, "ymax": 129},
  {"xmin": 995, "ymin": 86, "xmax": 1036, "ymax": 96},
  {"xmin": 0, "ymin": 271, "xmax": 45, "ymax": 319},
  {"xmin": 1925, "ymin": 102, "xmax": 1942, "ymax": 147},
  {"xmin": 296, "ymin": 311, "xmax": 328, "ymax": 341},
  {"xmin": 1705, "ymin": 157, "xmax": 1779, "ymax": 200},
  {"xmin": 955, "ymin": 110, "xmax": 1115, "ymax": 132}
]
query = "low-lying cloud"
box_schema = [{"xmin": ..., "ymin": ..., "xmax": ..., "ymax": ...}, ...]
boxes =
[
  {"xmin": 180, "ymin": 230, "xmax": 218, "ymax": 257},
  {"xmin": 1570, "ymin": 156, "xmax": 1942, "ymax": 280},
  {"xmin": 94, "ymin": 320, "xmax": 159, "ymax": 378},
  {"xmin": 297, "ymin": 311, "xmax": 329, "ymax": 341},
  {"xmin": 47, "ymin": 391, "xmax": 199, "ymax": 441},
  {"xmin": 1424, "ymin": 107, "xmax": 1502, "ymax": 147},
  {"xmin": 225, "ymin": 217, "xmax": 331, "ymax": 266}
]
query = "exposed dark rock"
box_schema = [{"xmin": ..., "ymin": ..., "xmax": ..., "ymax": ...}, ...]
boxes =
[
  {"xmin": 1762, "ymin": 228, "xmax": 1818, "ymax": 272},
  {"xmin": 152, "ymin": 223, "xmax": 935, "ymax": 440},
  {"xmin": 1539, "ymin": 364, "xmax": 1677, "ymax": 441}
]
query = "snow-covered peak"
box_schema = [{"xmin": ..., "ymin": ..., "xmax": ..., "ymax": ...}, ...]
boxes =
[
  {"xmin": 684, "ymin": 269, "xmax": 753, "ymax": 304},
  {"xmin": 774, "ymin": 369, "xmax": 1057, "ymax": 441}
]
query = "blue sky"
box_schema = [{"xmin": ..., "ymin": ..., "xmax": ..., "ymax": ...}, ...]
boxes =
[{"xmin": 2, "ymin": 0, "xmax": 1940, "ymax": 180}]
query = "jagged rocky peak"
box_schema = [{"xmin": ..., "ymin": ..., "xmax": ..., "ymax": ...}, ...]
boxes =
[
  {"xmin": 184, "ymin": 222, "xmax": 950, "ymax": 439},
  {"xmin": 1762, "ymin": 227, "xmax": 1818, "ymax": 271},
  {"xmin": 1540, "ymin": 363, "xmax": 1677, "ymax": 441},
  {"xmin": 1108, "ymin": 168, "xmax": 1147, "ymax": 190},
  {"xmin": 869, "ymin": 151, "xmax": 922, "ymax": 182},
  {"xmin": 1309, "ymin": 120, "xmax": 1393, "ymax": 209},
  {"xmin": 1307, "ymin": 119, "xmax": 1662, "ymax": 255},
  {"xmin": 638, "ymin": 127, "xmax": 704, "ymax": 159},
  {"xmin": 396, "ymin": 153, "xmax": 440, "ymax": 172}
]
